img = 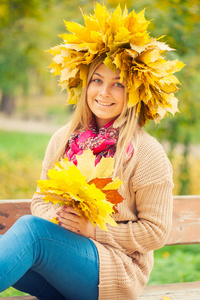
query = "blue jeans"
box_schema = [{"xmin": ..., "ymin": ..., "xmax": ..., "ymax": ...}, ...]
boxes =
[{"xmin": 0, "ymin": 215, "xmax": 99, "ymax": 300}]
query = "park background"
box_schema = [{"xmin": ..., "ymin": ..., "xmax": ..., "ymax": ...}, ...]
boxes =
[{"xmin": 0, "ymin": 0, "xmax": 200, "ymax": 297}]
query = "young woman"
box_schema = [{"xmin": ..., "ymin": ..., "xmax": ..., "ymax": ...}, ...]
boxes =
[{"xmin": 0, "ymin": 4, "xmax": 184, "ymax": 300}]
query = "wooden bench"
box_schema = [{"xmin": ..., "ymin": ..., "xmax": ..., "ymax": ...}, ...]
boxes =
[{"xmin": 0, "ymin": 195, "xmax": 200, "ymax": 300}]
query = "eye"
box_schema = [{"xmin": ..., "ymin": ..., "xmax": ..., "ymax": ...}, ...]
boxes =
[
  {"xmin": 114, "ymin": 82, "xmax": 124, "ymax": 88},
  {"xmin": 92, "ymin": 78, "xmax": 102, "ymax": 84}
]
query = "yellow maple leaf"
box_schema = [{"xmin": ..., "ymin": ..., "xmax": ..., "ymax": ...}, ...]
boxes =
[
  {"xmin": 103, "ymin": 177, "xmax": 122, "ymax": 190},
  {"xmin": 76, "ymin": 149, "xmax": 114, "ymax": 181},
  {"xmin": 162, "ymin": 296, "xmax": 173, "ymax": 300}
]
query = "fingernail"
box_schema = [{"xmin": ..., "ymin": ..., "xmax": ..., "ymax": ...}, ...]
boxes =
[
  {"xmin": 56, "ymin": 217, "xmax": 59, "ymax": 221},
  {"xmin": 59, "ymin": 222, "xmax": 62, "ymax": 226},
  {"xmin": 56, "ymin": 211, "xmax": 60, "ymax": 215}
]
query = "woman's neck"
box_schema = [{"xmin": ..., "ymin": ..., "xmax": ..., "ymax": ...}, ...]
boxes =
[{"xmin": 95, "ymin": 117, "xmax": 116, "ymax": 131}]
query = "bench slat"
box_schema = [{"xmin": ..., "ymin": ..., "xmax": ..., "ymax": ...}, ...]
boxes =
[
  {"xmin": 0, "ymin": 200, "xmax": 31, "ymax": 234},
  {"xmin": 166, "ymin": 195, "xmax": 200, "ymax": 245},
  {"xmin": 0, "ymin": 297, "xmax": 36, "ymax": 300},
  {"xmin": 1, "ymin": 196, "xmax": 200, "ymax": 245},
  {"xmin": 0, "ymin": 281, "xmax": 200, "ymax": 300},
  {"xmin": 140, "ymin": 281, "xmax": 200, "ymax": 299}
]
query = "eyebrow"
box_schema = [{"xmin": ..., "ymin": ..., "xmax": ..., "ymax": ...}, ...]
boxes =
[{"xmin": 94, "ymin": 72, "xmax": 120, "ymax": 80}]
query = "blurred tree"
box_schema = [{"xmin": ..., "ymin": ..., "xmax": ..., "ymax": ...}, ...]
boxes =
[
  {"xmin": 105, "ymin": 0, "xmax": 133, "ymax": 8},
  {"xmin": 0, "ymin": 0, "xmax": 96, "ymax": 115},
  {"xmin": 145, "ymin": 0, "xmax": 200, "ymax": 194},
  {"xmin": 0, "ymin": 0, "xmax": 54, "ymax": 114}
]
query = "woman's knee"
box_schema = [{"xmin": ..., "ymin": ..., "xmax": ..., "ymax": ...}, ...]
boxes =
[
  {"xmin": 14, "ymin": 215, "xmax": 56, "ymax": 243},
  {"xmin": 15, "ymin": 215, "xmax": 40, "ymax": 229},
  {"xmin": 13, "ymin": 215, "xmax": 46, "ymax": 240}
]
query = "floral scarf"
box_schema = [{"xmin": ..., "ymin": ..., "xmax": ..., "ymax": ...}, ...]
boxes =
[{"xmin": 65, "ymin": 119, "xmax": 134, "ymax": 165}]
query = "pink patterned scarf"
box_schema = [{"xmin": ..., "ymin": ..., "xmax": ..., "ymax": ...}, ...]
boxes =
[{"xmin": 65, "ymin": 120, "xmax": 119, "ymax": 166}]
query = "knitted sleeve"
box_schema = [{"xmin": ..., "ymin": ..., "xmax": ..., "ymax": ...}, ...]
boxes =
[
  {"xmin": 95, "ymin": 132, "xmax": 174, "ymax": 255},
  {"xmin": 30, "ymin": 124, "xmax": 69, "ymax": 220}
]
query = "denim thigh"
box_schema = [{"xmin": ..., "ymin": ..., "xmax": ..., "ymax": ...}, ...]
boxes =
[{"xmin": 0, "ymin": 215, "xmax": 99, "ymax": 300}]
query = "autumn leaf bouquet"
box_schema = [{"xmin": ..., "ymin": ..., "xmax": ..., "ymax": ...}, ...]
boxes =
[{"xmin": 37, "ymin": 150, "xmax": 124, "ymax": 231}]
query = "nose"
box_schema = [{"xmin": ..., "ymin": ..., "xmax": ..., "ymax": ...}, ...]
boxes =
[{"xmin": 99, "ymin": 84, "xmax": 111, "ymax": 98}]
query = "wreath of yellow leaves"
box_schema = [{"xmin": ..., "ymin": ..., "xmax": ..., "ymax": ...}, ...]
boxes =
[{"xmin": 47, "ymin": 3, "xmax": 185, "ymax": 125}]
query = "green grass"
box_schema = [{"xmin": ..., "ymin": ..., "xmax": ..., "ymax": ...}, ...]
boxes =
[
  {"xmin": 0, "ymin": 130, "xmax": 51, "ymax": 160},
  {"xmin": 0, "ymin": 130, "xmax": 200, "ymax": 297},
  {"xmin": 0, "ymin": 131, "xmax": 51, "ymax": 200},
  {"xmin": 0, "ymin": 287, "xmax": 28, "ymax": 297},
  {"xmin": 148, "ymin": 244, "xmax": 200, "ymax": 285}
]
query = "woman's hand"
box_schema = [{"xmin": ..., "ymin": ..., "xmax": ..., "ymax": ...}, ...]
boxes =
[{"xmin": 55, "ymin": 206, "xmax": 96, "ymax": 240}]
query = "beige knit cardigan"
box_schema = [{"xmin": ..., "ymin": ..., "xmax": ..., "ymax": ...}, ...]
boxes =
[{"xmin": 31, "ymin": 124, "xmax": 174, "ymax": 300}]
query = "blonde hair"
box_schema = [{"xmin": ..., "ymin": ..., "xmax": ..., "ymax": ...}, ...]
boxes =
[{"xmin": 49, "ymin": 55, "xmax": 140, "ymax": 185}]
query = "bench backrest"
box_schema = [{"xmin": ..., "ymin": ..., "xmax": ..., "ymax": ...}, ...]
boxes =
[
  {"xmin": 166, "ymin": 195, "xmax": 200, "ymax": 245},
  {"xmin": 0, "ymin": 199, "xmax": 31, "ymax": 234},
  {"xmin": 0, "ymin": 196, "xmax": 200, "ymax": 245}
]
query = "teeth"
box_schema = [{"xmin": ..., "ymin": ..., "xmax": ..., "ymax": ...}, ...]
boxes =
[{"xmin": 97, "ymin": 100, "xmax": 113, "ymax": 106}]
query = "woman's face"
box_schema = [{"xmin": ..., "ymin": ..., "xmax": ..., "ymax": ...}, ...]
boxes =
[{"xmin": 87, "ymin": 63, "xmax": 125, "ymax": 129}]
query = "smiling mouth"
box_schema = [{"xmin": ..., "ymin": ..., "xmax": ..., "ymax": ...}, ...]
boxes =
[{"xmin": 96, "ymin": 100, "xmax": 114, "ymax": 106}]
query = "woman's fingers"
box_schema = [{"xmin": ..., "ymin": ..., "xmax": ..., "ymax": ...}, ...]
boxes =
[
  {"xmin": 60, "ymin": 222, "xmax": 80, "ymax": 234},
  {"xmin": 61, "ymin": 205, "xmax": 80, "ymax": 216},
  {"xmin": 60, "ymin": 209, "xmax": 80, "ymax": 223},
  {"xmin": 55, "ymin": 205, "xmax": 96, "ymax": 239},
  {"xmin": 56, "ymin": 205, "xmax": 81, "ymax": 231}
]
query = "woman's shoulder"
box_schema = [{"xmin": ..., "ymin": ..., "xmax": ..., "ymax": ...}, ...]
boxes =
[
  {"xmin": 138, "ymin": 129, "xmax": 168, "ymax": 159},
  {"xmin": 42, "ymin": 122, "xmax": 71, "ymax": 165},
  {"xmin": 50, "ymin": 122, "xmax": 71, "ymax": 143},
  {"xmin": 44, "ymin": 122, "xmax": 72, "ymax": 152},
  {"xmin": 132, "ymin": 129, "xmax": 173, "ymax": 187}
]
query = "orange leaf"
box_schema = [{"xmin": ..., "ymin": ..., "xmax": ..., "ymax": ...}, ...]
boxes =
[
  {"xmin": 89, "ymin": 178, "xmax": 112, "ymax": 189},
  {"xmin": 89, "ymin": 178, "xmax": 124, "ymax": 212},
  {"xmin": 104, "ymin": 189, "xmax": 124, "ymax": 212}
]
